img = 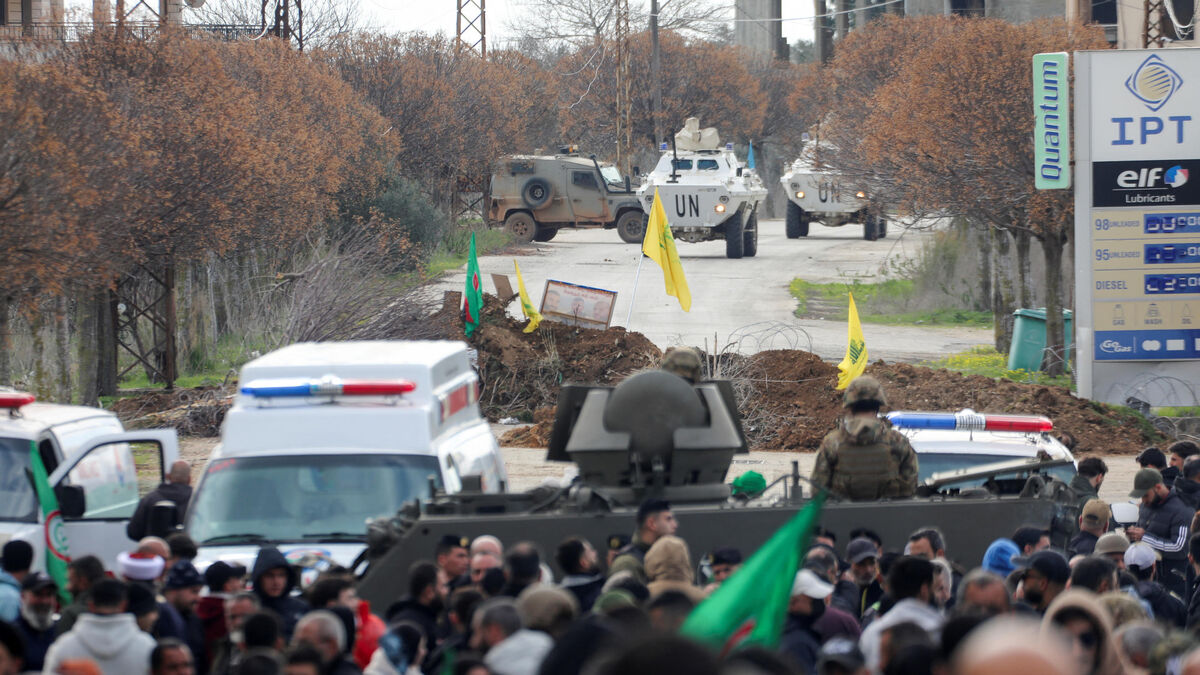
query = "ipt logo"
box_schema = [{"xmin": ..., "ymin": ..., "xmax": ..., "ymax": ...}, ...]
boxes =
[
  {"xmin": 1125, "ymin": 54, "xmax": 1183, "ymax": 112},
  {"xmin": 43, "ymin": 509, "xmax": 70, "ymax": 562}
]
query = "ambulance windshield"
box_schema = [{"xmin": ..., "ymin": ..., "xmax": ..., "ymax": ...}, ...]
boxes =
[
  {"xmin": 187, "ymin": 453, "xmax": 442, "ymax": 544},
  {"xmin": 0, "ymin": 439, "xmax": 36, "ymax": 522}
]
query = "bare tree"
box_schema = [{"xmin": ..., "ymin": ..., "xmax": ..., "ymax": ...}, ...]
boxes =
[
  {"xmin": 505, "ymin": 0, "xmax": 729, "ymax": 46},
  {"xmin": 185, "ymin": 0, "xmax": 374, "ymax": 48}
]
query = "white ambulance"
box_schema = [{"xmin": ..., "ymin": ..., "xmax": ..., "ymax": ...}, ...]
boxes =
[
  {"xmin": 188, "ymin": 341, "xmax": 506, "ymax": 576},
  {"xmin": 0, "ymin": 390, "xmax": 179, "ymax": 570}
]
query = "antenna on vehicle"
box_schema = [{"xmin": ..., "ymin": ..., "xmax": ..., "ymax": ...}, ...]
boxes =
[{"xmin": 668, "ymin": 135, "xmax": 680, "ymax": 184}]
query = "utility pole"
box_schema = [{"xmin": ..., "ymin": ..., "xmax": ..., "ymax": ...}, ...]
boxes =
[
  {"xmin": 260, "ymin": 0, "xmax": 304, "ymax": 48},
  {"xmin": 1142, "ymin": 0, "xmax": 1165, "ymax": 46},
  {"xmin": 456, "ymin": 0, "xmax": 486, "ymax": 57},
  {"xmin": 650, "ymin": 0, "xmax": 664, "ymax": 147},
  {"xmin": 615, "ymin": 0, "xmax": 633, "ymax": 175}
]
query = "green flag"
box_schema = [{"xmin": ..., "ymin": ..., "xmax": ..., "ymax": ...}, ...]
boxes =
[
  {"xmin": 681, "ymin": 494, "xmax": 825, "ymax": 654},
  {"xmin": 29, "ymin": 442, "xmax": 72, "ymax": 605},
  {"xmin": 463, "ymin": 232, "xmax": 483, "ymax": 337}
]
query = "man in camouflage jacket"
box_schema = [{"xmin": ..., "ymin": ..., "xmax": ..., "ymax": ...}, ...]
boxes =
[{"xmin": 811, "ymin": 376, "xmax": 918, "ymax": 500}]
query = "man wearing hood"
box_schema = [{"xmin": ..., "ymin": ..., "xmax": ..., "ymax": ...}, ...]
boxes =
[
  {"xmin": 251, "ymin": 547, "xmax": 309, "ymax": 641},
  {"xmin": 44, "ymin": 578, "xmax": 157, "ymax": 674},
  {"xmin": 0, "ymin": 541, "xmax": 32, "ymax": 623},
  {"xmin": 811, "ymin": 376, "xmax": 918, "ymax": 501},
  {"xmin": 779, "ymin": 569, "xmax": 834, "ymax": 673},
  {"xmin": 1041, "ymin": 590, "xmax": 1127, "ymax": 675},
  {"xmin": 643, "ymin": 536, "xmax": 706, "ymax": 604}
]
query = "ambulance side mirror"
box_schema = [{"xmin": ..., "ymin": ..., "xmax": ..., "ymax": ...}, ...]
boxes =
[{"xmin": 55, "ymin": 485, "xmax": 86, "ymax": 519}]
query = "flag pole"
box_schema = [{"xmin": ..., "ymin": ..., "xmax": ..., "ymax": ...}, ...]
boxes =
[{"xmin": 626, "ymin": 250, "xmax": 646, "ymax": 327}]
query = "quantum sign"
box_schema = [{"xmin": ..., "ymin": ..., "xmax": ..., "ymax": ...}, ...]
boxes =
[{"xmin": 1034, "ymin": 52, "xmax": 1071, "ymax": 190}]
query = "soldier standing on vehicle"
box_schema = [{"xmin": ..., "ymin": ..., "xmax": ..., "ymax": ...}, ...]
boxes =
[{"xmin": 811, "ymin": 376, "xmax": 918, "ymax": 501}]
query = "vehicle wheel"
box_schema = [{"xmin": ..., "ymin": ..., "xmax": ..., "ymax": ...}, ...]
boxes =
[
  {"xmin": 617, "ymin": 211, "xmax": 647, "ymax": 244},
  {"xmin": 521, "ymin": 177, "xmax": 552, "ymax": 209},
  {"xmin": 878, "ymin": 217, "xmax": 888, "ymax": 239},
  {"xmin": 786, "ymin": 201, "xmax": 809, "ymax": 238},
  {"xmin": 743, "ymin": 211, "xmax": 758, "ymax": 258},
  {"xmin": 533, "ymin": 227, "xmax": 558, "ymax": 242},
  {"xmin": 505, "ymin": 212, "xmax": 537, "ymax": 243},
  {"xmin": 863, "ymin": 215, "xmax": 880, "ymax": 242},
  {"xmin": 725, "ymin": 212, "xmax": 745, "ymax": 259}
]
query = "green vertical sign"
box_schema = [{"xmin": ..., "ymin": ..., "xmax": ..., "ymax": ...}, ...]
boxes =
[{"xmin": 1034, "ymin": 52, "xmax": 1071, "ymax": 190}]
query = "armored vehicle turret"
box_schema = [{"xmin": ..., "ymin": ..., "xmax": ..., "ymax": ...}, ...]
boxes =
[
  {"xmin": 635, "ymin": 119, "xmax": 768, "ymax": 258},
  {"xmin": 354, "ymin": 369, "xmax": 1082, "ymax": 610}
]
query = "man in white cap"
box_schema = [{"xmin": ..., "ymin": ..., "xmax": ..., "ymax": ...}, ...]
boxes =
[
  {"xmin": 780, "ymin": 569, "xmax": 834, "ymax": 674},
  {"xmin": 1125, "ymin": 542, "xmax": 1186, "ymax": 627}
]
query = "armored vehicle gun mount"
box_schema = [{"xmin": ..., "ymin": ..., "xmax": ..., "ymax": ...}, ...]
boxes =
[{"xmin": 355, "ymin": 371, "xmax": 1082, "ymax": 610}]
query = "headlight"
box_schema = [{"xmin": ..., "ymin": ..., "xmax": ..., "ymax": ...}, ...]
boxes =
[
  {"xmin": 715, "ymin": 203, "xmax": 726, "ymax": 214},
  {"xmin": 790, "ymin": 183, "xmax": 799, "ymax": 189},
  {"xmin": 645, "ymin": 196, "xmax": 653, "ymax": 203},
  {"xmin": 719, "ymin": 195, "xmax": 729, "ymax": 203},
  {"xmin": 856, "ymin": 190, "xmax": 867, "ymax": 199},
  {"xmin": 796, "ymin": 191, "xmax": 805, "ymax": 199}
]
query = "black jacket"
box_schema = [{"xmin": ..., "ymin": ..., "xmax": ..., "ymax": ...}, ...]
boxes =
[
  {"xmin": 780, "ymin": 611, "xmax": 823, "ymax": 675},
  {"xmin": 1188, "ymin": 575, "xmax": 1200, "ymax": 630},
  {"xmin": 1068, "ymin": 531, "xmax": 1099, "ymax": 557},
  {"xmin": 831, "ymin": 578, "xmax": 883, "ymax": 622},
  {"xmin": 251, "ymin": 547, "xmax": 310, "ymax": 641},
  {"xmin": 16, "ymin": 614, "xmax": 56, "ymax": 671},
  {"xmin": 1173, "ymin": 478, "xmax": 1200, "ymax": 510},
  {"xmin": 126, "ymin": 481, "xmax": 192, "ymax": 540},
  {"xmin": 384, "ymin": 597, "xmax": 439, "ymax": 657},
  {"xmin": 1138, "ymin": 492, "xmax": 1194, "ymax": 562},
  {"xmin": 1136, "ymin": 580, "xmax": 1187, "ymax": 628},
  {"xmin": 561, "ymin": 574, "xmax": 606, "ymax": 613}
]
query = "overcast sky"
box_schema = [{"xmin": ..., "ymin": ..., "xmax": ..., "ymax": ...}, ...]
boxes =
[{"xmin": 64, "ymin": 0, "xmax": 816, "ymax": 46}]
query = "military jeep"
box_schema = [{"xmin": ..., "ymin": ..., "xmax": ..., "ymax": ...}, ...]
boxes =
[{"xmin": 488, "ymin": 149, "xmax": 645, "ymax": 243}]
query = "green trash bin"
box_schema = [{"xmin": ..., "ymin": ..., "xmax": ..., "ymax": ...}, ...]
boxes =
[{"xmin": 1007, "ymin": 308, "xmax": 1073, "ymax": 372}]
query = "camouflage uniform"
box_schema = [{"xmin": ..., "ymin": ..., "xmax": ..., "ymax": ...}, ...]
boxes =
[
  {"xmin": 661, "ymin": 347, "xmax": 703, "ymax": 383},
  {"xmin": 810, "ymin": 376, "xmax": 918, "ymax": 501}
]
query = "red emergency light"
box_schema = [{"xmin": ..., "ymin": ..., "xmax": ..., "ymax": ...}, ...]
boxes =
[
  {"xmin": 0, "ymin": 392, "xmax": 36, "ymax": 409},
  {"xmin": 240, "ymin": 378, "xmax": 416, "ymax": 398},
  {"xmin": 887, "ymin": 409, "xmax": 1053, "ymax": 433}
]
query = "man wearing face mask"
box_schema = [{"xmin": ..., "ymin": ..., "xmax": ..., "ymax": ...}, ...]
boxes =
[
  {"xmin": 779, "ymin": 569, "xmax": 834, "ymax": 674},
  {"xmin": 811, "ymin": 376, "xmax": 918, "ymax": 501},
  {"xmin": 14, "ymin": 572, "xmax": 57, "ymax": 672},
  {"xmin": 1127, "ymin": 467, "xmax": 1193, "ymax": 598}
]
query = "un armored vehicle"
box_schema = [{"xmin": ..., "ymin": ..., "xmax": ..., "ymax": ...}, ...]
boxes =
[
  {"xmin": 488, "ymin": 148, "xmax": 644, "ymax": 244},
  {"xmin": 635, "ymin": 118, "xmax": 768, "ymax": 258},
  {"xmin": 355, "ymin": 370, "xmax": 1081, "ymax": 609},
  {"xmin": 781, "ymin": 156, "xmax": 888, "ymax": 241}
]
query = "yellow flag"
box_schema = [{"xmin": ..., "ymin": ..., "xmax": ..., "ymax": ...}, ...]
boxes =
[
  {"xmin": 836, "ymin": 292, "xmax": 867, "ymax": 390},
  {"xmin": 514, "ymin": 260, "xmax": 542, "ymax": 333},
  {"xmin": 642, "ymin": 188, "xmax": 691, "ymax": 312}
]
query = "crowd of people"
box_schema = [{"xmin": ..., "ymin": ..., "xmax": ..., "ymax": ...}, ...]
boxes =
[{"xmin": 2, "ymin": 438, "xmax": 1200, "ymax": 675}]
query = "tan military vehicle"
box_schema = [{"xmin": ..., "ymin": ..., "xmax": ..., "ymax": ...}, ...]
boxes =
[{"xmin": 488, "ymin": 148, "xmax": 646, "ymax": 243}]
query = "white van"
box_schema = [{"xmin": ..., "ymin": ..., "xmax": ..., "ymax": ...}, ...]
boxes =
[
  {"xmin": 0, "ymin": 390, "xmax": 179, "ymax": 571},
  {"xmin": 188, "ymin": 341, "xmax": 507, "ymax": 575}
]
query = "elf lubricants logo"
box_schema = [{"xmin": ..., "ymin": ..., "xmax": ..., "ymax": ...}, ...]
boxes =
[
  {"xmin": 1126, "ymin": 55, "xmax": 1183, "ymax": 112},
  {"xmin": 1094, "ymin": 160, "xmax": 1200, "ymax": 207}
]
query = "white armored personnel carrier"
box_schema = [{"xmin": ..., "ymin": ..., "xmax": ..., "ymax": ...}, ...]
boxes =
[
  {"xmin": 635, "ymin": 118, "xmax": 767, "ymax": 259},
  {"xmin": 781, "ymin": 154, "xmax": 888, "ymax": 241}
]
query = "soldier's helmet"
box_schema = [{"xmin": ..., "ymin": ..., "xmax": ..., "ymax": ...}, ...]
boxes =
[
  {"xmin": 660, "ymin": 346, "xmax": 703, "ymax": 383},
  {"xmin": 843, "ymin": 375, "xmax": 886, "ymax": 408}
]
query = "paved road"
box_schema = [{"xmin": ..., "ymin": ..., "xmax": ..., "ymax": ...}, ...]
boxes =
[{"xmin": 434, "ymin": 219, "xmax": 989, "ymax": 362}]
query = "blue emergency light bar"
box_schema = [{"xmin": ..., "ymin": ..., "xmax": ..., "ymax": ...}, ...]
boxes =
[
  {"xmin": 240, "ymin": 377, "xmax": 416, "ymax": 398},
  {"xmin": 660, "ymin": 142, "xmax": 669, "ymax": 151},
  {"xmin": 887, "ymin": 409, "xmax": 1052, "ymax": 433}
]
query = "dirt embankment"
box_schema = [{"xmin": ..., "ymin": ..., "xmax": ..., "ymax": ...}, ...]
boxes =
[{"xmin": 112, "ymin": 291, "xmax": 1161, "ymax": 455}]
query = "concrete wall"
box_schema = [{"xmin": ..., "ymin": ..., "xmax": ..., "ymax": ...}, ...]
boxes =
[{"xmin": 904, "ymin": 0, "xmax": 1065, "ymax": 19}]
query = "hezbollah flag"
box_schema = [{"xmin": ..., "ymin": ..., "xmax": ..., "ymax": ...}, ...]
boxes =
[
  {"xmin": 681, "ymin": 495, "xmax": 825, "ymax": 653},
  {"xmin": 29, "ymin": 442, "xmax": 71, "ymax": 605},
  {"xmin": 463, "ymin": 232, "xmax": 483, "ymax": 337},
  {"xmin": 836, "ymin": 292, "xmax": 867, "ymax": 390},
  {"xmin": 643, "ymin": 188, "xmax": 691, "ymax": 312},
  {"xmin": 513, "ymin": 260, "xmax": 541, "ymax": 333}
]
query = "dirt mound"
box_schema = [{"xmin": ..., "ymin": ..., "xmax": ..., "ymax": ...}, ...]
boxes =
[{"xmin": 109, "ymin": 290, "xmax": 1161, "ymax": 454}]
